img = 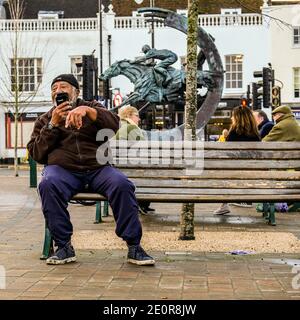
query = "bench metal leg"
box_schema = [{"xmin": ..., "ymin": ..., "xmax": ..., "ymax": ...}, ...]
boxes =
[
  {"xmin": 268, "ymin": 203, "xmax": 276, "ymax": 226},
  {"xmin": 40, "ymin": 224, "xmax": 53, "ymax": 260},
  {"xmin": 288, "ymin": 202, "xmax": 300, "ymax": 212},
  {"xmin": 29, "ymin": 156, "xmax": 37, "ymax": 188},
  {"xmin": 262, "ymin": 202, "xmax": 269, "ymax": 219},
  {"xmin": 103, "ymin": 200, "xmax": 109, "ymax": 217},
  {"xmin": 262, "ymin": 203, "xmax": 276, "ymax": 226},
  {"xmin": 94, "ymin": 201, "xmax": 102, "ymax": 224}
]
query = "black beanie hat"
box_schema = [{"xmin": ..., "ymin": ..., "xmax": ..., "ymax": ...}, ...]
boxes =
[{"xmin": 51, "ymin": 74, "xmax": 79, "ymax": 89}]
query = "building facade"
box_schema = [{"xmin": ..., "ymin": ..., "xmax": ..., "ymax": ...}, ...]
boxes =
[
  {"xmin": 264, "ymin": 4, "xmax": 300, "ymax": 116},
  {"xmin": 0, "ymin": 1, "xmax": 298, "ymax": 159}
]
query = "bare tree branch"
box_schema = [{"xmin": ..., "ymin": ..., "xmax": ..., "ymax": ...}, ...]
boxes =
[{"xmin": 235, "ymin": 0, "xmax": 294, "ymax": 30}]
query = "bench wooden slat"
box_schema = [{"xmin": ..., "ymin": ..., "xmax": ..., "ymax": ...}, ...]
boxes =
[
  {"xmin": 204, "ymin": 142, "xmax": 300, "ymax": 150},
  {"xmin": 135, "ymin": 187, "xmax": 300, "ymax": 195},
  {"xmin": 119, "ymin": 169, "xmax": 300, "ymax": 180},
  {"xmin": 113, "ymin": 149, "xmax": 300, "ymax": 160},
  {"xmin": 130, "ymin": 178, "xmax": 300, "ymax": 189},
  {"xmin": 72, "ymin": 193, "xmax": 300, "ymax": 203},
  {"xmin": 204, "ymin": 150, "xmax": 300, "ymax": 159},
  {"xmin": 114, "ymin": 159, "xmax": 300, "ymax": 169},
  {"xmin": 204, "ymin": 160, "xmax": 300, "ymax": 169},
  {"xmin": 110, "ymin": 141, "xmax": 300, "ymax": 150}
]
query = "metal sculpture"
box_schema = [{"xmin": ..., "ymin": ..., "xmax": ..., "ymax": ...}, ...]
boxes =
[
  {"xmin": 100, "ymin": 58, "xmax": 215, "ymax": 107},
  {"xmin": 100, "ymin": 7, "xmax": 224, "ymax": 132}
]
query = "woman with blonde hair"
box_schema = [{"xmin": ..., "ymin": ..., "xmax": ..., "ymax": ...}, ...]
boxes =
[
  {"xmin": 115, "ymin": 105, "xmax": 155, "ymax": 214},
  {"xmin": 115, "ymin": 105, "xmax": 144, "ymax": 141},
  {"xmin": 213, "ymin": 106, "xmax": 261, "ymax": 215},
  {"xmin": 218, "ymin": 128, "xmax": 229, "ymax": 142}
]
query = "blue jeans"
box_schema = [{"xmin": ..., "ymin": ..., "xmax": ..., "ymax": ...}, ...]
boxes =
[{"xmin": 38, "ymin": 165, "xmax": 142, "ymax": 248}]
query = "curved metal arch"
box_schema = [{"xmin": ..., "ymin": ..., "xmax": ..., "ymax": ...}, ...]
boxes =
[{"xmin": 138, "ymin": 8, "xmax": 224, "ymax": 135}]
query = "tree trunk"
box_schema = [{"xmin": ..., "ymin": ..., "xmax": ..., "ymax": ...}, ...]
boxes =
[
  {"xmin": 13, "ymin": 7, "xmax": 19, "ymax": 177},
  {"xmin": 179, "ymin": 0, "xmax": 198, "ymax": 241},
  {"xmin": 14, "ymin": 110, "xmax": 19, "ymax": 177}
]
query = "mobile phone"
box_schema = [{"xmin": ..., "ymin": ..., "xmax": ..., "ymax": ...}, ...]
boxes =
[{"xmin": 55, "ymin": 92, "xmax": 69, "ymax": 106}]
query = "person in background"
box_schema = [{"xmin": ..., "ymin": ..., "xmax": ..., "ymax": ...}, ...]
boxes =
[
  {"xmin": 263, "ymin": 105, "xmax": 300, "ymax": 142},
  {"xmin": 262, "ymin": 105, "xmax": 300, "ymax": 212},
  {"xmin": 218, "ymin": 129, "xmax": 229, "ymax": 142},
  {"xmin": 253, "ymin": 110, "xmax": 274, "ymax": 139},
  {"xmin": 213, "ymin": 106, "xmax": 261, "ymax": 215},
  {"xmin": 116, "ymin": 106, "xmax": 155, "ymax": 215},
  {"xmin": 115, "ymin": 105, "xmax": 145, "ymax": 141}
]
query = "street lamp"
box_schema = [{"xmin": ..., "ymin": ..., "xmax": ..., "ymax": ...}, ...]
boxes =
[
  {"xmin": 98, "ymin": 0, "xmax": 103, "ymax": 74},
  {"xmin": 134, "ymin": 0, "xmax": 155, "ymax": 48}
]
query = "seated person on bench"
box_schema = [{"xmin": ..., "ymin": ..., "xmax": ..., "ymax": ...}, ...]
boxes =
[
  {"xmin": 115, "ymin": 105, "xmax": 155, "ymax": 215},
  {"xmin": 27, "ymin": 74, "xmax": 155, "ymax": 266}
]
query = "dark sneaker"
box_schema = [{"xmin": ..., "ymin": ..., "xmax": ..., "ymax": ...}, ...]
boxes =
[
  {"xmin": 145, "ymin": 207, "xmax": 155, "ymax": 212},
  {"xmin": 138, "ymin": 206, "xmax": 155, "ymax": 216},
  {"xmin": 127, "ymin": 245, "xmax": 155, "ymax": 266},
  {"xmin": 46, "ymin": 242, "xmax": 77, "ymax": 265}
]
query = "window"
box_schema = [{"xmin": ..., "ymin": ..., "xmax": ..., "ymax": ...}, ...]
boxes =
[
  {"xmin": 70, "ymin": 56, "xmax": 83, "ymax": 90},
  {"xmin": 5, "ymin": 114, "xmax": 36, "ymax": 148},
  {"xmin": 11, "ymin": 58, "xmax": 42, "ymax": 92},
  {"xmin": 294, "ymin": 68, "xmax": 300, "ymax": 98},
  {"xmin": 221, "ymin": 8, "xmax": 241, "ymax": 15},
  {"xmin": 225, "ymin": 55, "xmax": 243, "ymax": 89},
  {"xmin": 221, "ymin": 8, "xmax": 241, "ymax": 25},
  {"xmin": 38, "ymin": 11, "xmax": 64, "ymax": 19},
  {"xmin": 293, "ymin": 27, "xmax": 300, "ymax": 46}
]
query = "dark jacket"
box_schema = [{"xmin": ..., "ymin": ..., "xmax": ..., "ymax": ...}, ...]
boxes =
[
  {"xmin": 258, "ymin": 120, "xmax": 274, "ymax": 139},
  {"xmin": 226, "ymin": 130, "xmax": 261, "ymax": 142},
  {"xmin": 27, "ymin": 98, "xmax": 120, "ymax": 171}
]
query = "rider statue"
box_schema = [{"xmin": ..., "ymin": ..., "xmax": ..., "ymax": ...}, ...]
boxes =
[{"xmin": 131, "ymin": 44, "xmax": 178, "ymax": 88}]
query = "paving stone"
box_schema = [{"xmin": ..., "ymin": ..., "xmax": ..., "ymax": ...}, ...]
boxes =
[
  {"xmin": 256, "ymin": 279, "xmax": 284, "ymax": 292},
  {"xmin": 2, "ymin": 174, "xmax": 300, "ymax": 300}
]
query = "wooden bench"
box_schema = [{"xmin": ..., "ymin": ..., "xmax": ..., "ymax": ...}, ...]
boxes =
[{"xmin": 40, "ymin": 141, "xmax": 300, "ymax": 259}]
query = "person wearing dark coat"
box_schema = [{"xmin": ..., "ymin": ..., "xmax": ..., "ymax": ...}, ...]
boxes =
[
  {"xmin": 27, "ymin": 74, "xmax": 155, "ymax": 266},
  {"xmin": 253, "ymin": 110, "xmax": 274, "ymax": 139},
  {"xmin": 213, "ymin": 106, "xmax": 261, "ymax": 215}
]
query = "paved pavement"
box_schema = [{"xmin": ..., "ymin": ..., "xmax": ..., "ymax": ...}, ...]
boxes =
[{"xmin": 0, "ymin": 168, "xmax": 300, "ymax": 300}]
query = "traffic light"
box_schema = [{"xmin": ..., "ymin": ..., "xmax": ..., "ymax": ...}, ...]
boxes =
[
  {"xmin": 82, "ymin": 55, "xmax": 98, "ymax": 101},
  {"xmin": 253, "ymin": 67, "xmax": 273, "ymax": 109},
  {"xmin": 252, "ymin": 82, "xmax": 263, "ymax": 110},
  {"xmin": 99, "ymin": 79, "xmax": 110, "ymax": 99},
  {"xmin": 272, "ymin": 86, "xmax": 281, "ymax": 109},
  {"xmin": 240, "ymin": 98, "xmax": 248, "ymax": 108},
  {"xmin": 262, "ymin": 67, "xmax": 272, "ymax": 108}
]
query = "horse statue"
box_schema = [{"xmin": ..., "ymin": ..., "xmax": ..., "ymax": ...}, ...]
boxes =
[{"xmin": 99, "ymin": 58, "xmax": 217, "ymax": 109}]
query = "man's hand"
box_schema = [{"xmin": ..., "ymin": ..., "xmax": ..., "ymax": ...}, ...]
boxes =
[
  {"xmin": 50, "ymin": 101, "xmax": 72, "ymax": 126},
  {"xmin": 65, "ymin": 106, "xmax": 97, "ymax": 129}
]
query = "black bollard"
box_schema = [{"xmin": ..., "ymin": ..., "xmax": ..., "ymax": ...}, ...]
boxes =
[{"xmin": 29, "ymin": 155, "xmax": 37, "ymax": 188}]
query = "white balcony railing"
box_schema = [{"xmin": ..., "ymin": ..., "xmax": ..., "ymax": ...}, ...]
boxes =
[
  {"xmin": 198, "ymin": 14, "xmax": 263, "ymax": 27},
  {"xmin": 114, "ymin": 13, "xmax": 263, "ymax": 29},
  {"xmin": 0, "ymin": 18, "xmax": 98, "ymax": 32},
  {"xmin": 114, "ymin": 16, "xmax": 165, "ymax": 29},
  {"xmin": 0, "ymin": 13, "xmax": 262, "ymax": 32}
]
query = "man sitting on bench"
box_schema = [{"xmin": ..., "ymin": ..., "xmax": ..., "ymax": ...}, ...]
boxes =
[{"xmin": 27, "ymin": 74, "xmax": 155, "ymax": 266}]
